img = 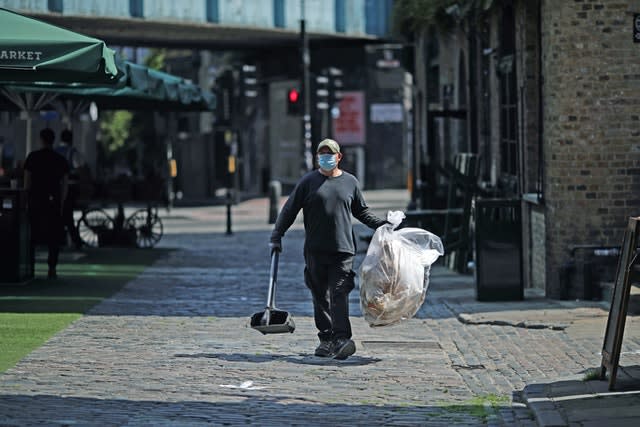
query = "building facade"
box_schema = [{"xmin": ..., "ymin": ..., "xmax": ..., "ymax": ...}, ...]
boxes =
[{"xmin": 411, "ymin": 0, "xmax": 640, "ymax": 298}]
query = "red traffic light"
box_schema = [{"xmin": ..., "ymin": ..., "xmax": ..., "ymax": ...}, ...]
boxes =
[
  {"xmin": 287, "ymin": 88, "xmax": 302, "ymax": 115},
  {"xmin": 288, "ymin": 88, "xmax": 300, "ymax": 103}
]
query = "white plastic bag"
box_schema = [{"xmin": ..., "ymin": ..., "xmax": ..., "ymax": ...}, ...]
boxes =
[{"xmin": 359, "ymin": 210, "xmax": 444, "ymax": 327}]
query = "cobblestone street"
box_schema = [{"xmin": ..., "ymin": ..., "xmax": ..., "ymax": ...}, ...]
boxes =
[{"xmin": 1, "ymin": 192, "xmax": 639, "ymax": 426}]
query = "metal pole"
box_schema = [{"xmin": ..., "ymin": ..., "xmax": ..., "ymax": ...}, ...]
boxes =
[
  {"xmin": 231, "ymin": 130, "xmax": 239, "ymax": 204},
  {"xmin": 226, "ymin": 130, "xmax": 237, "ymax": 236},
  {"xmin": 25, "ymin": 113, "xmax": 32, "ymax": 155},
  {"xmin": 300, "ymin": 8, "xmax": 313, "ymax": 171},
  {"xmin": 408, "ymin": 88, "xmax": 417, "ymax": 210}
]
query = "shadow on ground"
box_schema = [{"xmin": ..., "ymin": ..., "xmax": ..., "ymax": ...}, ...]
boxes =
[
  {"xmin": 0, "ymin": 394, "xmax": 507, "ymax": 425},
  {"xmin": 0, "ymin": 248, "xmax": 172, "ymax": 313},
  {"xmin": 173, "ymin": 352, "xmax": 382, "ymax": 367}
]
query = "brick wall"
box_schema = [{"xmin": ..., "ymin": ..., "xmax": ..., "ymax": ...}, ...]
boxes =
[{"xmin": 542, "ymin": 0, "xmax": 640, "ymax": 298}]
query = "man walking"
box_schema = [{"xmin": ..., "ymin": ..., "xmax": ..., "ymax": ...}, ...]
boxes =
[{"xmin": 270, "ymin": 139, "xmax": 387, "ymax": 360}]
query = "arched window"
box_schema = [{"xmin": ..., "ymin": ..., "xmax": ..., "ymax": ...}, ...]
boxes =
[{"xmin": 498, "ymin": 3, "xmax": 518, "ymax": 191}]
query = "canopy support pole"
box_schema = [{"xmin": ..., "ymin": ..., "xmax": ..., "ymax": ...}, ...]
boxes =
[
  {"xmin": 23, "ymin": 93, "xmax": 32, "ymax": 154},
  {"xmin": 0, "ymin": 88, "xmax": 59, "ymax": 154}
]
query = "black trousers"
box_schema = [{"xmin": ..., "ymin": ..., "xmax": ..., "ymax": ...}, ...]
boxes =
[
  {"xmin": 46, "ymin": 243, "xmax": 60, "ymax": 271},
  {"xmin": 303, "ymin": 249, "xmax": 356, "ymax": 341},
  {"xmin": 62, "ymin": 184, "xmax": 81, "ymax": 247},
  {"xmin": 28, "ymin": 197, "xmax": 63, "ymax": 272}
]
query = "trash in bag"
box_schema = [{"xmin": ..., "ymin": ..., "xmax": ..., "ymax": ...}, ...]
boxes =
[{"xmin": 359, "ymin": 210, "xmax": 444, "ymax": 327}]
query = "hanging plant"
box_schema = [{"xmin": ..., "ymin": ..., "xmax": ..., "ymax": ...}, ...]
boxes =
[{"xmin": 392, "ymin": 0, "xmax": 496, "ymax": 36}]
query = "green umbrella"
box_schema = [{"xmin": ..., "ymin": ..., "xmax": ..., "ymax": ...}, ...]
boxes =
[{"xmin": 0, "ymin": 7, "xmax": 119, "ymax": 84}]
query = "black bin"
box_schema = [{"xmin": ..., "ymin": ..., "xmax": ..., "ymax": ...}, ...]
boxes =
[
  {"xmin": 474, "ymin": 198, "xmax": 523, "ymax": 301},
  {"xmin": 0, "ymin": 189, "xmax": 34, "ymax": 283}
]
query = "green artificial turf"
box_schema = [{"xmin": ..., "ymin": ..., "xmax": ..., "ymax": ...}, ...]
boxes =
[
  {"xmin": 0, "ymin": 247, "xmax": 170, "ymax": 373},
  {"xmin": 0, "ymin": 313, "xmax": 81, "ymax": 372}
]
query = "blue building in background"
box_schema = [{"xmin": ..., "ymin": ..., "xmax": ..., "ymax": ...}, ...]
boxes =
[{"xmin": 10, "ymin": 0, "xmax": 393, "ymax": 41}]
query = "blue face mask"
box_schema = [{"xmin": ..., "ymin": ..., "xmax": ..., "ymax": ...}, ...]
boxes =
[{"xmin": 318, "ymin": 153, "xmax": 337, "ymax": 171}]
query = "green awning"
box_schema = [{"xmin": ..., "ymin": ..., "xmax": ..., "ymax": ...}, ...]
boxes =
[
  {"xmin": 1, "ymin": 60, "xmax": 215, "ymax": 112},
  {"xmin": 53, "ymin": 61, "xmax": 215, "ymax": 111},
  {"xmin": 0, "ymin": 7, "xmax": 119, "ymax": 84}
]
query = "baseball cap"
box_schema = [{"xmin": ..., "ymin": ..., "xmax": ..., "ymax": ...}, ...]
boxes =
[{"xmin": 316, "ymin": 139, "xmax": 340, "ymax": 154}]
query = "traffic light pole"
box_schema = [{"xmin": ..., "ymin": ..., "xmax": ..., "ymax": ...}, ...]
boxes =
[{"xmin": 300, "ymin": 17, "xmax": 313, "ymax": 172}]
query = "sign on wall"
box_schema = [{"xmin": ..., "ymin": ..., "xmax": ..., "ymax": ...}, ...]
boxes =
[
  {"xmin": 370, "ymin": 103, "xmax": 403, "ymax": 123},
  {"xmin": 333, "ymin": 91, "xmax": 365, "ymax": 145},
  {"xmin": 634, "ymin": 14, "xmax": 640, "ymax": 43}
]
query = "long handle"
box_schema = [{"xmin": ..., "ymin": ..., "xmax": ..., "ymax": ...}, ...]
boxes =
[{"xmin": 266, "ymin": 250, "xmax": 279, "ymax": 308}]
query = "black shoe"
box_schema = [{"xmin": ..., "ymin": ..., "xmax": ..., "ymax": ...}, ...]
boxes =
[
  {"xmin": 332, "ymin": 338, "xmax": 356, "ymax": 360},
  {"xmin": 314, "ymin": 340, "xmax": 333, "ymax": 357},
  {"xmin": 47, "ymin": 269, "xmax": 57, "ymax": 279}
]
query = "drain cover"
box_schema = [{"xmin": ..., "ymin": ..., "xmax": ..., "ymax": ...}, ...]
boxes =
[{"xmin": 361, "ymin": 340, "xmax": 441, "ymax": 350}]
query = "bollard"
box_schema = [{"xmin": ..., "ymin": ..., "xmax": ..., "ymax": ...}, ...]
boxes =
[
  {"xmin": 226, "ymin": 189, "xmax": 233, "ymax": 235},
  {"xmin": 268, "ymin": 180, "xmax": 281, "ymax": 224}
]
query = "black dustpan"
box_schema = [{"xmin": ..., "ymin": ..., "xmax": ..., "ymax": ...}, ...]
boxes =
[{"xmin": 250, "ymin": 250, "xmax": 295, "ymax": 334}]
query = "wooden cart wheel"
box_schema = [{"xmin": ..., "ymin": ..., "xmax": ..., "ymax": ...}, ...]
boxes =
[
  {"xmin": 76, "ymin": 208, "xmax": 112, "ymax": 248},
  {"xmin": 125, "ymin": 208, "xmax": 163, "ymax": 248}
]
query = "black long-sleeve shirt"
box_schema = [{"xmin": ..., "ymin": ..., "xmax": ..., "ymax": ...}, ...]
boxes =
[{"xmin": 271, "ymin": 170, "xmax": 387, "ymax": 255}]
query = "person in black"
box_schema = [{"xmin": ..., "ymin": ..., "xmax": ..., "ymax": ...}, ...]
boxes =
[
  {"xmin": 55, "ymin": 129, "xmax": 83, "ymax": 249},
  {"xmin": 24, "ymin": 128, "xmax": 69, "ymax": 279},
  {"xmin": 270, "ymin": 139, "xmax": 387, "ymax": 360}
]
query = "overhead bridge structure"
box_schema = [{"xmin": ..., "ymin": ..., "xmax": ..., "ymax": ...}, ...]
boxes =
[{"xmin": 13, "ymin": 0, "xmax": 394, "ymax": 50}]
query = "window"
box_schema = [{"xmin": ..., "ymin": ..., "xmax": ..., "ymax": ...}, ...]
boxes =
[{"xmin": 425, "ymin": 32, "xmax": 440, "ymax": 103}]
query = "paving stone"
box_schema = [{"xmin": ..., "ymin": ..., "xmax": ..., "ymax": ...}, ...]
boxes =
[{"xmin": 1, "ymin": 193, "xmax": 639, "ymax": 426}]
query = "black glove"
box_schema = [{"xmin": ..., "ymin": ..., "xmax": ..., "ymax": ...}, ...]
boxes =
[{"xmin": 269, "ymin": 240, "xmax": 282, "ymax": 253}]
